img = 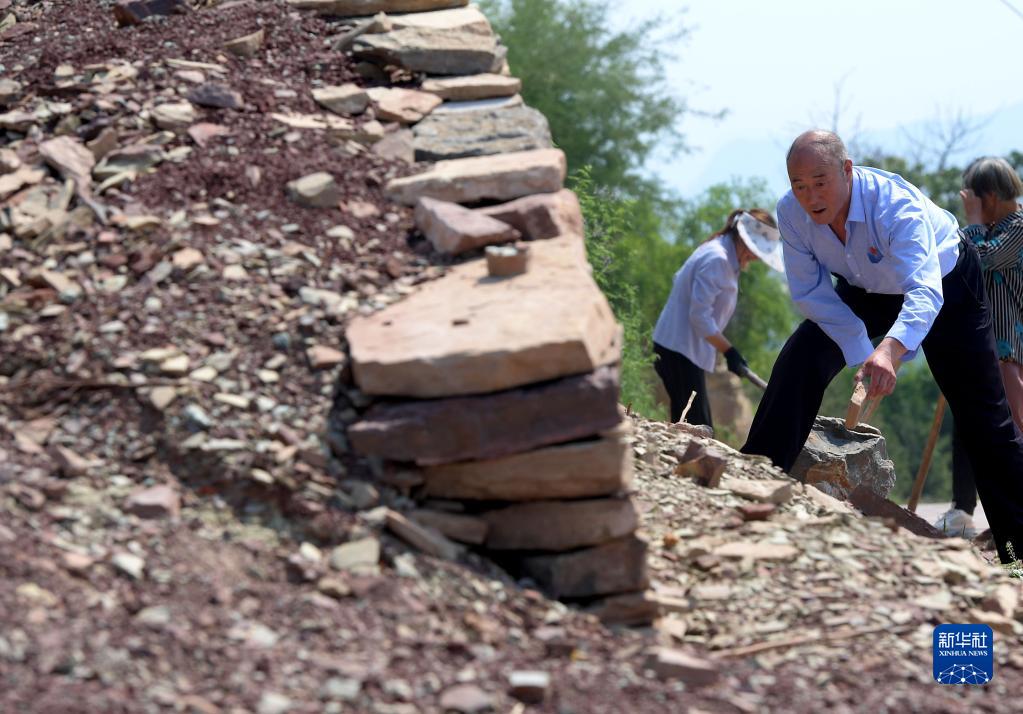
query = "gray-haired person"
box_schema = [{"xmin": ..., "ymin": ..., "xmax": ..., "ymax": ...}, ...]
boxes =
[{"xmin": 934, "ymin": 157, "xmax": 1023, "ymax": 537}]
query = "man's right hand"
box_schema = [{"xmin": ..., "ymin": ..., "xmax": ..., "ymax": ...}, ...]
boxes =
[{"xmin": 960, "ymin": 189, "xmax": 984, "ymax": 226}]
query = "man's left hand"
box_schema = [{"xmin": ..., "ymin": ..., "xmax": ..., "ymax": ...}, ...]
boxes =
[{"xmin": 855, "ymin": 337, "xmax": 907, "ymax": 398}]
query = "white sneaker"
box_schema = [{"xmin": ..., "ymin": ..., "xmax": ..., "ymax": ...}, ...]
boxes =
[{"xmin": 932, "ymin": 507, "xmax": 978, "ymax": 538}]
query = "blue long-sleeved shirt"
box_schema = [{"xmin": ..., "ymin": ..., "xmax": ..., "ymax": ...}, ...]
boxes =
[
  {"xmin": 777, "ymin": 166, "xmax": 961, "ymax": 366},
  {"xmin": 652, "ymin": 235, "xmax": 739, "ymax": 371}
]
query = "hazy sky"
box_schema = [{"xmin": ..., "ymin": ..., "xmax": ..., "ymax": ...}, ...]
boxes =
[{"xmin": 613, "ymin": 0, "xmax": 1023, "ymax": 198}]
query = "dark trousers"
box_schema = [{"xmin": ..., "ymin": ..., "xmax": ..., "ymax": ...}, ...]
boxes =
[
  {"xmin": 741, "ymin": 242, "xmax": 1023, "ymax": 563},
  {"xmin": 653, "ymin": 343, "xmax": 712, "ymax": 427},
  {"xmin": 952, "ymin": 424, "xmax": 978, "ymax": 515}
]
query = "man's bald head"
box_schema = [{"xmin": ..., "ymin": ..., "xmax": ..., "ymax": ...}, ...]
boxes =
[{"xmin": 786, "ymin": 130, "xmax": 848, "ymax": 169}]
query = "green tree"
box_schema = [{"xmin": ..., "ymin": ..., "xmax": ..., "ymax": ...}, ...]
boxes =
[{"xmin": 479, "ymin": 0, "xmax": 704, "ymax": 196}]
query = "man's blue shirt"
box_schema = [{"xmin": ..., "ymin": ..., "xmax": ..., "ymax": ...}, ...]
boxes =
[{"xmin": 776, "ymin": 166, "xmax": 961, "ymax": 366}]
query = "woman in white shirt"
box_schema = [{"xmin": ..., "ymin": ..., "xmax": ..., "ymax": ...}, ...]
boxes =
[{"xmin": 652, "ymin": 209, "xmax": 784, "ymax": 426}]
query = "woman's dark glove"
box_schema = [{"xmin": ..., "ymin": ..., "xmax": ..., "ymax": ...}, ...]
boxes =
[{"xmin": 724, "ymin": 346, "xmax": 748, "ymax": 376}]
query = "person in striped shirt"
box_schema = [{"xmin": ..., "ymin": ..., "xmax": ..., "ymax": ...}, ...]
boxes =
[{"xmin": 933, "ymin": 157, "xmax": 1023, "ymax": 537}]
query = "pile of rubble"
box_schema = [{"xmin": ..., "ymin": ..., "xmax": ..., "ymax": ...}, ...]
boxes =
[{"xmin": 3, "ymin": 1, "xmax": 1023, "ymax": 712}]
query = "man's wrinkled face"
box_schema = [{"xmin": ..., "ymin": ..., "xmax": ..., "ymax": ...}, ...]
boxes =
[{"xmin": 787, "ymin": 151, "xmax": 853, "ymax": 226}]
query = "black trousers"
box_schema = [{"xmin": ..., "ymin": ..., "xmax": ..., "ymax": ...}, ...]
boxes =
[
  {"xmin": 653, "ymin": 343, "xmax": 712, "ymax": 427},
  {"xmin": 952, "ymin": 424, "xmax": 978, "ymax": 515},
  {"xmin": 742, "ymin": 242, "xmax": 1023, "ymax": 563}
]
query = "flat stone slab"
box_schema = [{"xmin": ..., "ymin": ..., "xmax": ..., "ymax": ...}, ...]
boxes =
[
  {"xmin": 389, "ymin": 5, "xmax": 491, "ymax": 34},
  {"xmin": 354, "ymin": 26, "xmax": 504, "ymax": 76},
  {"xmin": 347, "ymin": 365, "xmax": 621, "ymax": 464},
  {"xmin": 517, "ymin": 535, "xmax": 649, "ymax": 599},
  {"xmin": 414, "ymin": 195, "xmax": 521, "ymax": 255},
  {"xmin": 287, "ymin": 0, "xmax": 467, "ymax": 16},
  {"xmin": 348, "ymin": 235, "xmax": 614, "ymax": 397},
  {"xmin": 422, "ymin": 73, "xmax": 521, "ymax": 101},
  {"xmin": 413, "ymin": 103, "xmax": 552, "ymax": 161},
  {"xmin": 422, "ymin": 425, "xmax": 632, "ymax": 501},
  {"xmin": 790, "ymin": 416, "xmax": 896, "ymax": 500},
  {"xmin": 848, "ymin": 484, "xmax": 945, "ymax": 539},
  {"xmin": 477, "ymin": 189, "xmax": 583, "ymax": 241},
  {"xmin": 366, "ymin": 87, "xmax": 442, "ymax": 124},
  {"xmin": 386, "ymin": 148, "xmax": 565, "ymax": 206},
  {"xmin": 483, "ymin": 496, "xmax": 638, "ymax": 551}
]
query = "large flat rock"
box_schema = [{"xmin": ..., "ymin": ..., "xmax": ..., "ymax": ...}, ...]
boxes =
[
  {"xmin": 347, "ymin": 365, "xmax": 621, "ymax": 464},
  {"xmin": 287, "ymin": 0, "xmax": 466, "ymax": 15},
  {"xmin": 389, "ymin": 6, "xmax": 491, "ymax": 34},
  {"xmin": 483, "ymin": 497, "xmax": 638, "ymax": 551},
  {"xmin": 412, "ymin": 103, "xmax": 552, "ymax": 161},
  {"xmin": 477, "ymin": 189, "xmax": 583, "ymax": 241},
  {"xmin": 517, "ymin": 536, "xmax": 649, "ymax": 599},
  {"xmin": 414, "ymin": 196, "xmax": 521, "ymax": 255},
  {"xmin": 421, "ymin": 425, "xmax": 632, "ymax": 501},
  {"xmin": 385, "ymin": 148, "xmax": 565, "ymax": 206},
  {"xmin": 422, "ymin": 73, "xmax": 521, "ymax": 101},
  {"xmin": 348, "ymin": 235, "xmax": 613, "ymax": 397},
  {"xmin": 354, "ymin": 27, "xmax": 504, "ymax": 76}
]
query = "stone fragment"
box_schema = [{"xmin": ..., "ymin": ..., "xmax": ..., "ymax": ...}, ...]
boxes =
[
  {"xmin": 713, "ymin": 541, "xmax": 800, "ymax": 561},
  {"xmin": 354, "ymin": 27, "xmax": 503, "ymax": 76},
  {"xmin": 224, "ymin": 29, "xmax": 265, "ymax": 57},
  {"xmin": 413, "ymin": 104, "xmax": 551, "ymax": 161},
  {"xmin": 721, "ymin": 477, "xmax": 794, "ymax": 504},
  {"xmin": 518, "ymin": 536, "xmax": 649, "ymax": 599},
  {"xmin": 348, "ymin": 236, "xmax": 610, "ymax": 397},
  {"xmin": 585, "ymin": 591, "xmax": 660, "ymax": 626},
  {"xmin": 674, "ymin": 444, "xmax": 729, "ymax": 488},
  {"xmin": 348, "ymin": 365, "xmax": 620, "ymax": 464},
  {"xmin": 485, "ymin": 244, "xmax": 528, "ymax": 277},
  {"xmin": 366, "ymin": 87, "xmax": 441, "ymax": 124},
  {"xmin": 508, "ymin": 671, "xmax": 549, "ymax": 704},
  {"xmin": 409, "ymin": 510, "xmax": 487, "ymax": 544},
  {"xmin": 288, "ymin": 0, "xmax": 468, "ymax": 16},
  {"xmin": 114, "ymin": 0, "xmax": 191, "ymax": 26},
  {"xmin": 483, "ymin": 497, "xmax": 638, "ymax": 551},
  {"xmin": 413, "ymin": 195, "xmax": 520, "ymax": 255},
  {"xmin": 384, "ymin": 509, "xmax": 462, "ymax": 560},
  {"xmin": 149, "ymin": 386, "xmax": 178, "ymax": 410},
  {"xmin": 172, "ymin": 247, "xmax": 204, "ymax": 270},
  {"xmin": 738, "ymin": 503, "xmax": 776, "ymax": 521},
  {"xmin": 848, "ymin": 484, "xmax": 944, "ymax": 539},
  {"xmin": 981, "ymin": 584, "xmax": 1019, "ymax": 619},
  {"xmin": 644, "ymin": 648, "xmax": 720, "ymax": 687},
  {"xmin": 313, "ymin": 84, "xmax": 370, "ymax": 116},
  {"xmin": 477, "ymin": 189, "xmax": 583, "ymax": 241},
  {"xmin": 423, "ymin": 426, "xmax": 631, "ymax": 501},
  {"xmin": 0, "ymin": 79, "xmax": 21, "ymax": 106},
  {"xmin": 125, "ymin": 485, "xmax": 181, "ymax": 519},
  {"xmin": 329, "ymin": 538, "xmax": 380, "ymax": 571},
  {"xmin": 307, "ymin": 345, "xmax": 347, "ymax": 369},
  {"xmin": 0, "ymin": 147, "xmax": 20, "ymax": 174},
  {"xmin": 187, "ymin": 122, "xmax": 230, "ymax": 147},
  {"xmin": 387, "ymin": 148, "xmax": 564, "ymax": 206},
  {"xmin": 151, "ymin": 102, "xmax": 197, "ymax": 130},
  {"xmin": 39, "ymin": 136, "xmax": 95, "ymax": 181},
  {"xmin": 187, "ymin": 83, "xmax": 244, "ymax": 110},
  {"xmin": 438, "ymin": 684, "xmax": 493, "ymax": 714},
  {"xmin": 422, "ymin": 73, "xmax": 520, "ymax": 101},
  {"xmin": 790, "ymin": 416, "xmax": 896, "ymax": 500},
  {"xmin": 287, "ymin": 172, "xmax": 339, "ymax": 208},
  {"xmin": 49, "ymin": 445, "xmax": 90, "ymax": 477},
  {"xmin": 111, "ymin": 552, "xmax": 146, "ymax": 580},
  {"xmin": 372, "ymin": 128, "xmax": 415, "ymax": 164}
]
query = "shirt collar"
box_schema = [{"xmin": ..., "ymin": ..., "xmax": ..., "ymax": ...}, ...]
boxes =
[{"xmin": 846, "ymin": 168, "xmax": 866, "ymax": 224}]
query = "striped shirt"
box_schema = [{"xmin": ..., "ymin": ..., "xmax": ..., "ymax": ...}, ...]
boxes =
[{"xmin": 962, "ymin": 209, "xmax": 1023, "ymax": 364}]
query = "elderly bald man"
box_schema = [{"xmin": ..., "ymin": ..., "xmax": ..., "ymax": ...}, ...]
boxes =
[{"xmin": 741, "ymin": 130, "xmax": 1023, "ymax": 564}]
